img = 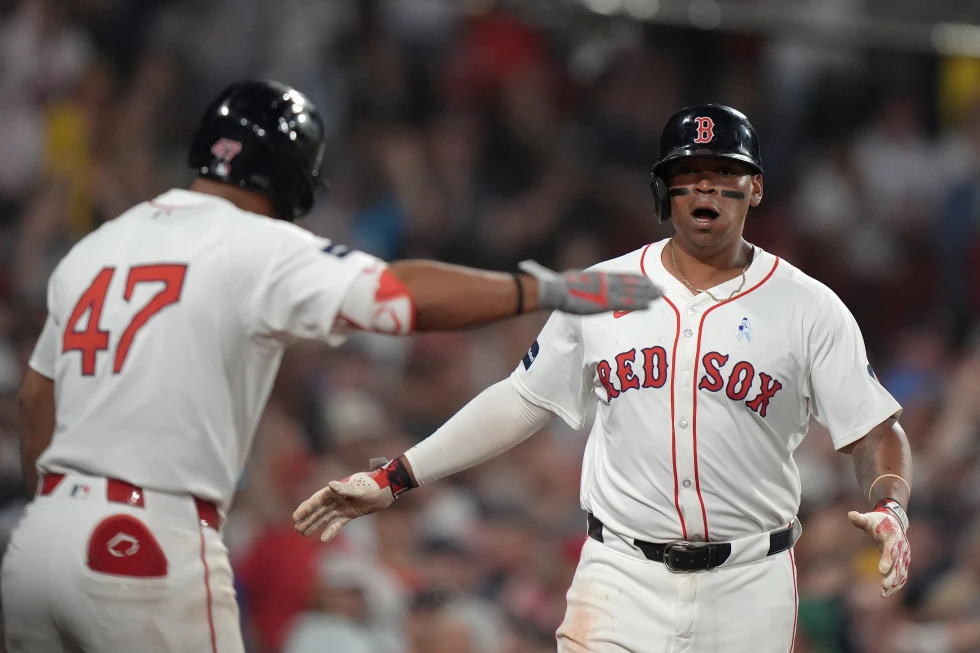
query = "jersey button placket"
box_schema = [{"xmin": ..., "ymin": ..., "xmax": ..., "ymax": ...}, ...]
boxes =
[
  {"xmin": 673, "ymin": 310, "xmax": 701, "ymax": 540},
  {"xmin": 687, "ymin": 304, "xmax": 713, "ymax": 542}
]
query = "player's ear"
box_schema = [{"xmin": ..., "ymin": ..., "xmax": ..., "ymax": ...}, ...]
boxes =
[{"xmin": 749, "ymin": 174, "xmax": 763, "ymax": 207}]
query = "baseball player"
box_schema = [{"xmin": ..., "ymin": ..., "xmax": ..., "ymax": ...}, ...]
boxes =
[
  {"xmin": 294, "ymin": 105, "xmax": 913, "ymax": 653},
  {"xmin": 1, "ymin": 79, "xmax": 662, "ymax": 653}
]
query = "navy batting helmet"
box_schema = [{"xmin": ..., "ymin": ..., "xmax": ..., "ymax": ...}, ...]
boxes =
[
  {"xmin": 650, "ymin": 104, "xmax": 762, "ymax": 221},
  {"xmin": 187, "ymin": 80, "xmax": 327, "ymax": 221}
]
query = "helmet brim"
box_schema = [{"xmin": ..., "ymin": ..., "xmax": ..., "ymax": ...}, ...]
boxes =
[{"xmin": 653, "ymin": 148, "xmax": 763, "ymax": 177}]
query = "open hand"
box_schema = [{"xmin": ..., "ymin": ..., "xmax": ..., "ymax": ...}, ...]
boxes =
[
  {"xmin": 848, "ymin": 509, "xmax": 911, "ymax": 599},
  {"xmin": 293, "ymin": 470, "xmax": 395, "ymax": 542}
]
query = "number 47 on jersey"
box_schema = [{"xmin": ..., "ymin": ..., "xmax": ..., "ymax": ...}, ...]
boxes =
[{"xmin": 62, "ymin": 264, "xmax": 187, "ymax": 376}]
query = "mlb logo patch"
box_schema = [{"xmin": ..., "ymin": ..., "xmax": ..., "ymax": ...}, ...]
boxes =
[
  {"xmin": 522, "ymin": 340, "xmax": 540, "ymax": 370},
  {"xmin": 71, "ymin": 484, "xmax": 91, "ymax": 499}
]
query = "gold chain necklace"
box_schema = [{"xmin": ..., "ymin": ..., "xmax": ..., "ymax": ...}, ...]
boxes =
[{"xmin": 670, "ymin": 240, "xmax": 752, "ymax": 302}]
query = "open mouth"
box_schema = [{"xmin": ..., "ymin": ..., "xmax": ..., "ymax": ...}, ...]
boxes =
[{"xmin": 692, "ymin": 207, "xmax": 720, "ymax": 220}]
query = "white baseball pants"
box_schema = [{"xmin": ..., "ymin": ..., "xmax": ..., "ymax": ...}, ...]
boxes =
[
  {"xmin": 557, "ymin": 534, "xmax": 798, "ymax": 653},
  {"xmin": 1, "ymin": 472, "xmax": 244, "ymax": 653}
]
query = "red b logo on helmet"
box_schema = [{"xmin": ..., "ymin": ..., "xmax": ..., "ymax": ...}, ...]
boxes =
[{"xmin": 693, "ymin": 117, "xmax": 715, "ymax": 144}]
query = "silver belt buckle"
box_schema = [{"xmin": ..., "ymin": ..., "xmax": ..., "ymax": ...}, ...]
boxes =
[{"xmin": 662, "ymin": 541, "xmax": 696, "ymax": 573}]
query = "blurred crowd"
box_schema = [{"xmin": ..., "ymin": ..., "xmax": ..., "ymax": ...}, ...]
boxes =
[{"xmin": 0, "ymin": 0, "xmax": 978, "ymax": 652}]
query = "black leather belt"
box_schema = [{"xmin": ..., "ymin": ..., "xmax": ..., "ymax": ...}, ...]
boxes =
[{"xmin": 587, "ymin": 513, "xmax": 793, "ymax": 572}]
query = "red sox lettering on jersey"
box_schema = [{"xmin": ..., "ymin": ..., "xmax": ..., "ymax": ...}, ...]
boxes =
[
  {"xmin": 596, "ymin": 343, "xmax": 784, "ymax": 418},
  {"xmin": 512, "ymin": 239, "xmax": 901, "ymax": 546}
]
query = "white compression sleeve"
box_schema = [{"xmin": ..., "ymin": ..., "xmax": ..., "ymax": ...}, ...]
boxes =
[{"xmin": 403, "ymin": 377, "xmax": 554, "ymax": 486}]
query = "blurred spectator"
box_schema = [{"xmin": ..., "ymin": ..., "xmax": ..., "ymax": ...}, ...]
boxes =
[
  {"xmin": 935, "ymin": 100, "xmax": 980, "ymax": 344},
  {"xmin": 852, "ymin": 93, "xmax": 942, "ymax": 234},
  {"xmin": 284, "ymin": 553, "xmax": 406, "ymax": 653},
  {"xmin": 0, "ymin": 2, "xmax": 977, "ymax": 652},
  {"xmin": 0, "ymin": 0, "xmax": 92, "ymax": 199}
]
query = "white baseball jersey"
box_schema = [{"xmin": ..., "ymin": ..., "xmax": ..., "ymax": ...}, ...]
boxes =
[
  {"xmin": 28, "ymin": 189, "xmax": 379, "ymax": 510},
  {"xmin": 512, "ymin": 238, "xmax": 901, "ymax": 543}
]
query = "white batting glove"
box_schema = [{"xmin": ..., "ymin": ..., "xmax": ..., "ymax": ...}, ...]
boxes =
[
  {"xmin": 848, "ymin": 504, "xmax": 911, "ymax": 599},
  {"xmin": 292, "ymin": 458, "xmax": 412, "ymax": 542}
]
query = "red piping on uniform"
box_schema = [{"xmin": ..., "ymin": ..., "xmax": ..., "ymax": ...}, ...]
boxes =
[
  {"xmin": 692, "ymin": 257, "xmax": 780, "ymax": 541},
  {"xmin": 199, "ymin": 525, "xmax": 218, "ymax": 653},
  {"xmin": 662, "ymin": 296, "xmax": 688, "ymax": 540},
  {"xmin": 789, "ymin": 548, "xmax": 798, "ymax": 653},
  {"xmin": 639, "ymin": 244, "xmax": 654, "ymax": 277},
  {"xmin": 641, "ymin": 244, "xmax": 688, "ymax": 539}
]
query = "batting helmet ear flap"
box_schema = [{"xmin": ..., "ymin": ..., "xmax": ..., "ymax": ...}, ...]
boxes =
[{"xmin": 650, "ymin": 172, "xmax": 670, "ymax": 222}]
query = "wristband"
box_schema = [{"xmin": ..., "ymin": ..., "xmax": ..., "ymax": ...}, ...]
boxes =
[
  {"xmin": 868, "ymin": 473, "xmax": 911, "ymax": 502},
  {"xmin": 379, "ymin": 458, "xmax": 415, "ymax": 498},
  {"xmin": 874, "ymin": 498, "xmax": 909, "ymax": 533}
]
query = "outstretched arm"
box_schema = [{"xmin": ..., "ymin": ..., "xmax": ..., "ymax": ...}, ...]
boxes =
[
  {"xmin": 336, "ymin": 259, "xmax": 661, "ymax": 336},
  {"xmin": 240, "ymin": 225, "xmax": 660, "ymax": 342},
  {"xmin": 293, "ymin": 377, "xmax": 553, "ymax": 541},
  {"xmin": 387, "ymin": 261, "xmax": 539, "ymax": 330},
  {"xmin": 841, "ymin": 417, "xmax": 913, "ymax": 598}
]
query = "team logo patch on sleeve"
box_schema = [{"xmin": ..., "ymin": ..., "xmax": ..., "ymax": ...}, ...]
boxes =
[{"xmin": 522, "ymin": 340, "xmax": 540, "ymax": 370}]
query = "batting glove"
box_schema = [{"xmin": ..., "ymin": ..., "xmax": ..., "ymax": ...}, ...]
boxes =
[
  {"xmin": 848, "ymin": 501, "xmax": 911, "ymax": 599},
  {"xmin": 293, "ymin": 458, "xmax": 412, "ymax": 542},
  {"xmin": 519, "ymin": 260, "xmax": 663, "ymax": 315}
]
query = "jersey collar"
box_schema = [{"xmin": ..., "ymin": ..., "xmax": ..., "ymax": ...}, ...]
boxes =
[
  {"xmin": 642, "ymin": 238, "xmax": 776, "ymax": 305},
  {"xmin": 150, "ymin": 188, "xmax": 236, "ymax": 212}
]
